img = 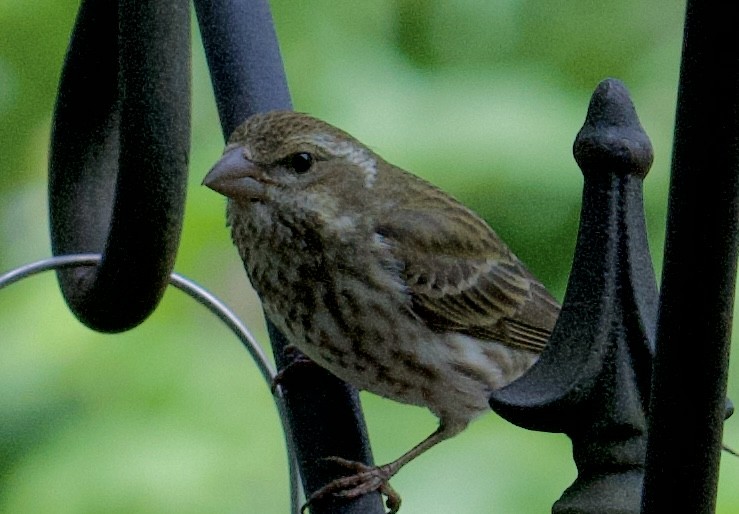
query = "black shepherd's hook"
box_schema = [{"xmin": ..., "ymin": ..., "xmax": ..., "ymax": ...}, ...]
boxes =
[{"xmin": 49, "ymin": 0, "xmax": 190, "ymax": 333}]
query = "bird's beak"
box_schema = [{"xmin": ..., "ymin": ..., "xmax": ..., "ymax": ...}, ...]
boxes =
[{"xmin": 203, "ymin": 147, "xmax": 268, "ymax": 201}]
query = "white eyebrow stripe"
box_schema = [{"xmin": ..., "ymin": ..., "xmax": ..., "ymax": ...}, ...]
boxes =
[{"xmin": 308, "ymin": 134, "xmax": 378, "ymax": 188}]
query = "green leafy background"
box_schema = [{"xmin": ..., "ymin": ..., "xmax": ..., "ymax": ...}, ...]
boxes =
[{"xmin": 1, "ymin": 1, "xmax": 737, "ymax": 513}]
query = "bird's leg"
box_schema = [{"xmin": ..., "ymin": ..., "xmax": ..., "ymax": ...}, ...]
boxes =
[
  {"xmin": 271, "ymin": 344, "xmax": 318, "ymax": 394},
  {"xmin": 302, "ymin": 421, "xmax": 466, "ymax": 514}
]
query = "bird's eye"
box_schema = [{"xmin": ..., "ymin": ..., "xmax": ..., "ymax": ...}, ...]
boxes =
[{"xmin": 283, "ymin": 152, "xmax": 314, "ymax": 174}]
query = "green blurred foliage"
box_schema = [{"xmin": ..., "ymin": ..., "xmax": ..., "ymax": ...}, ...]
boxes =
[{"xmin": 1, "ymin": 0, "xmax": 737, "ymax": 513}]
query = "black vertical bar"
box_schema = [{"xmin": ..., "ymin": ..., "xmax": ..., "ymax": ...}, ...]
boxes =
[
  {"xmin": 642, "ymin": 1, "xmax": 739, "ymax": 512},
  {"xmin": 194, "ymin": 0, "xmax": 291, "ymax": 134},
  {"xmin": 490, "ymin": 79, "xmax": 656, "ymax": 514}
]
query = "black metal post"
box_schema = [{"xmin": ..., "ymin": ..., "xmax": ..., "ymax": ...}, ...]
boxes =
[
  {"xmin": 641, "ymin": 0, "xmax": 739, "ymax": 511},
  {"xmin": 490, "ymin": 78, "xmax": 658, "ymax": 514}
]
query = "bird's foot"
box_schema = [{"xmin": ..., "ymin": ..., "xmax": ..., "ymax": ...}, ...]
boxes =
[
  {"xmin": 301, "ymin": 457, "xmax": 401, "ymax": 514},
  {"xmin": 271, "ymin": 345, "xmax": 317, "ymax": 394}
]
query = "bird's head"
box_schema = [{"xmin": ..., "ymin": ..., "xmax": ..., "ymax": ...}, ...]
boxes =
[{"xmin": 203, "ymin": 111, "xmax": 383, "ymax": 219}]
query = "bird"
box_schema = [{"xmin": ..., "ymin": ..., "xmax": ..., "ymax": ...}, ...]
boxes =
[{"xmin": 203, "ymin": 110, "xmax": 560, "ymax": 513}]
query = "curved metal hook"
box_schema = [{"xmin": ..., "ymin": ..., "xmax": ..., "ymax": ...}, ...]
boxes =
[{"xmin": 48, "ymin": 0, "xmax": 190, "ymax": 333}]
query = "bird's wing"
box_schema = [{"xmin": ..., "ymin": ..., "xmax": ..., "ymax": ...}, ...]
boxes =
[{"xmin": 375, "ymin": 203, "xmax": 560, "ymax": 354}]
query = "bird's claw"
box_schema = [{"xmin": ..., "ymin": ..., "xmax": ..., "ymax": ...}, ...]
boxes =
[{"xmin": 301, "ymin": 457, "xmax": 401, "ymax": 514}]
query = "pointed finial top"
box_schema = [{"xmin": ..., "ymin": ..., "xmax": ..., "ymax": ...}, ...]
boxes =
[{"xmin": 574, "ymin": 78, "xmax": 654, "ymax": 179}]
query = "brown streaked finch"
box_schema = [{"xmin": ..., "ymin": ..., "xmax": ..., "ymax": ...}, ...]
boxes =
[{"xmin": 203, "ymin": 110, "xmax": 560, "ymax": 513}]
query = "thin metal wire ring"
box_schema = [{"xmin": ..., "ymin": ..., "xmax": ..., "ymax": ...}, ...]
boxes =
[{"xmin": 0, "ymin": 254, "xmax": 302, "ymax": 513}]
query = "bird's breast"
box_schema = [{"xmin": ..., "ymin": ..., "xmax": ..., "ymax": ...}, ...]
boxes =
[{"xmin": 226, "ymin": 199, "xmax": 535, "ymax": 425}]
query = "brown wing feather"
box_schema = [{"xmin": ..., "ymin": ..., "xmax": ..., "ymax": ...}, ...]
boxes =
[{"xmin": 375, "ymin": 185, "xmax": 560, "ymax": 354}]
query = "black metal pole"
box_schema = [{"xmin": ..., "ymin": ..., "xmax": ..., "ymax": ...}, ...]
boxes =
[
  {"xmin": 193, "ymin": 0, "xmax": 290, "ymax": 134},
  {"xmin": 642, "ymin": 1, "xmax": 739, "ymax": 512},
  {"xmin": 490, "ymin": 78, "xmax": 657, "ymax": 514}
]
